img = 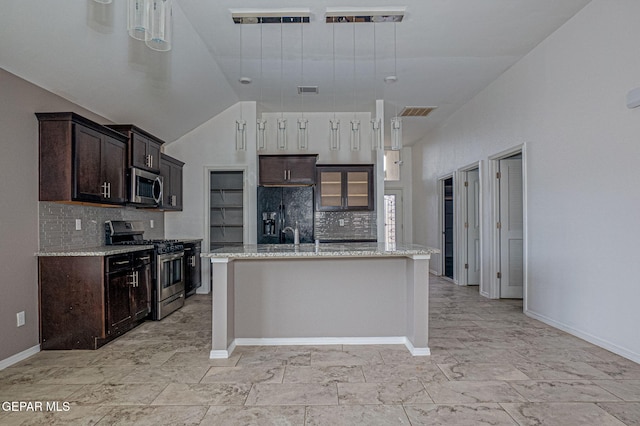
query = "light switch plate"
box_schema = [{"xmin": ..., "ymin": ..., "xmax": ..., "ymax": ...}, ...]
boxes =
[
  {"xmin": 75, "ymin": 219, "xmax": 82, "ymax": 230},
  {"xmin": 150, "ymin": 219, "xmax": 155, "ymax": 228},
  {"xmin": 17, "ymin": 311, "xmax": 25, "ymax": 327}
]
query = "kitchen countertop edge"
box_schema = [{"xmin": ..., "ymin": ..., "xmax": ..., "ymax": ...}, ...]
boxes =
[{"xmin": 36, "ymin": 245, "xmax": 155, "ymax": 257}]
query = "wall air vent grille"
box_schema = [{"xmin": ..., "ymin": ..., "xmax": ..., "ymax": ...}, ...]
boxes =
[
  {"xmin": 399, "ymin": 106, "xmax": 437, "ymax": 117},
  {"xmin": 298, "ymin": 86, "xmax": 319, "ymax": 94}
]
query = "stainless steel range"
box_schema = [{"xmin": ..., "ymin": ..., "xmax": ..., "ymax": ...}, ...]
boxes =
[{"xmin": 105, "ymin": 220, "xmax": 185, "ymax": 320}]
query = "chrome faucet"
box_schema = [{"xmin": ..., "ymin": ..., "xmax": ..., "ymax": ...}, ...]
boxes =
[{"xmin": 282, "ymin": 221, "xmax": 300, "ymax": 245}]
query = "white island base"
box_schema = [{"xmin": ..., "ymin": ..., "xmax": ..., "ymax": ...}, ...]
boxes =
[{"xmin": 203, "ymin": 244, "xmax": 437, "ymax": 359}]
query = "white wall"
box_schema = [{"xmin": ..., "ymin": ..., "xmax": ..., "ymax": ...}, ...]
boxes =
[{"xmin": 412, "ymin": 0, "xmax": 640, "ymax": 362}]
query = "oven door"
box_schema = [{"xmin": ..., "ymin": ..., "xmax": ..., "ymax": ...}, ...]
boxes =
[
  {"xmin": 130, "ymin": 167, "xmax": 163, "ymax": 205},
  {"xmin": 157, "ymin": 251, "xmax": 185, "ymax": 301}
]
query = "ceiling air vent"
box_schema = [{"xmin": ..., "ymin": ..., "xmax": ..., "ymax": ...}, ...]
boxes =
[
  {"xmin": 298, "ymin": 86, "xmax": 319, "ymax": 94},
  {"xmin": 399, "ymin": 106, "xmax": 437, "ymax": 117}
]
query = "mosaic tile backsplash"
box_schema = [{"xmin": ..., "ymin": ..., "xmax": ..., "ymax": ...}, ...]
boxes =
[
  {"xmin": 314, "ymin": 210, "xmax": 377, "ymax": 241},
  {"xmin": 39, "ymin": 202, "xmax": 165, "ymax": 250}
]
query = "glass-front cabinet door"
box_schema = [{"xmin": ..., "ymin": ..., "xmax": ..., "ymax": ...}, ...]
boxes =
[{"xmin": 316, "ymin": 165, "xmax": 374, "ymax": 211}]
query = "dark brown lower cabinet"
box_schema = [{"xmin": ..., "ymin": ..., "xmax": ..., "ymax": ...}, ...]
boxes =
[{"xmin": 39, "ymin": 249, "xmax": 153, "ymax": 350}]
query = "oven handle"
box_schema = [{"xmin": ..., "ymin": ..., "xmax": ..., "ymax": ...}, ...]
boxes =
[{"xmin": 157, "ymin": 251, "xmax": 184, "ymax": 262}]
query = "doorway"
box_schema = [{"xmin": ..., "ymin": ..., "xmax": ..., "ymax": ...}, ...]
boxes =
[{"xmin": 442, "ymin": 177, "xmax": 454, "ymax": 280}]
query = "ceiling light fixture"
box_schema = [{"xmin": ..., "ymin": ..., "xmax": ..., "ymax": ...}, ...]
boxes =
[
  {"xmin": 297, "ymin": 20, "xmax": 309, "ymax": 150},
  {"xmin": 390, "ymin": 22, "xmax": 402, "ymax": 151},
  {"xmin": 325, "ymin": 7, "xmax": 405, "ymax": 23},
  {"xmin": 350, "ymin": 21, "xmax": 360, "ymax": 152},
  {"xmin": 329, "ymin": 22, "xmax": 340, "ymax": 151},
  {"xmin": 236, "ymin": 22, "xmax": 246, "ymax": 151},
  {"xmin": 277, "ymin": 20, "xmax": 287, "ymax": 150},
  {"xmin": 146, "ymin": 0, "xmax": 173, "ymax": 52},
  {"xmin": 371, "ymin": 22, "xmax": 382, "ymax": 151},
  {"xmin": 231, "ymin": 9, "xmax": 311, "ymax": 24},
  {"xmin": 257, "ymin": 25, "xmax": 267, "ymax": 151}
]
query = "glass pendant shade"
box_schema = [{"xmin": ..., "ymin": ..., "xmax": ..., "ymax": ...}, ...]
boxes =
[
  {"xmin": 329, "ymin": 119, "xmax": 340, "ymax": 151},
  {"xmin": 277, "ymin": 118, "xmax": 287, "ymax": 150},
  {"xmin": 127, "ymin": 0, "xmax": 148, "ymax": 40},
  {"xmin": 390, "ymin": 117, "xmax": 402, "ymax": 151},
  {"xmin": 350, "ymin": 120, "xmax": 361, "ymax": 151},
  {"xmin": 371, "ymin": 119, "xmax": 382, "ymax": 151},
  {"xmin": 235, "ymin": 120, "xmax": 247, "ymax": 151},
  {"xmin": 146, "ymin": 0, "xmax": 172, "ymax": 52},
  {"xmin": 256, "ymin": 119, "xmax": 267, "ymax": 151},
  {"xmin": 297, "ymin": 119, "xmax": 309, "ymax": 150}
]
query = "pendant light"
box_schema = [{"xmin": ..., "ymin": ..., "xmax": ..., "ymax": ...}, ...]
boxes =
[
  {"xmin": 94, "ymin": 0, "xmax": 113, "ymax": 4},
  {"xmin": 350, "ymin": 21, "xmax": 361, "ymax": 151},
  {"xmin": 297, "ymin": 21, "xmax": 309, "ymax": 150},
  {"xmin": 146, "ymin": 0, "xmax": 172, "ymax": 52},
  {"xmin": 389, "ymin": 22, "xmax": 402, "ymax": 151},
  {"xmin": 370, "ymin": 22, "xmax": 382, "ymax": 151},
  {"xmin": 127, "ymin": 0, "xmax": 148, "ymax": 40},
  {"xmin": 329, "ymin": 23, "xmax": 340, "ymax": 151},
  {"xmin": 277, "ymin": 20, "xmax": 287, "ymax": 150},
  {"xmin": 235, "ymin": 23, "xmax": 247, "ymax": 151},
  {"xmin": 256, "ymin": 25, "xmax": 267, "ymax": 151}
]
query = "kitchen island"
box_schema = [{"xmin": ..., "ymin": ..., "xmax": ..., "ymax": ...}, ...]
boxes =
[{"xmin": 202, "ymin": 243, "xmax": 439, "ymax": 358}]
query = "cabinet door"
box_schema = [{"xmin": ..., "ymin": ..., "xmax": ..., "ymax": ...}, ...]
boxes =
[
  {"xmin": 317, "ymin": 170, "xmax": 344, "ymax": 210},
  {"xmin": 259, "ymin": 156, "xmax": 288, "ymax": 185},
  {"xmin": 147, "ymin": 141, "xmax": 161, "ymax": 172},
  {"xmin": 131, "ymin": 259, "xmax": 152, "ymax": 320},
  {"xmin": 287, "ymin": 156, "xmax": 316, "ymax": 185},
  {"xmin": 106, "ymin": 270, "xmax": 133, "ymax": 333},
  {"xmin": 102, "ymin": 135, "xmax": 127, "ymax": 204},
  {"xmin": 130, "ymin": 133, "xmax": 149, "ymax": 170},
  {"xmin": 346, "ymin": 169, "xmax": 373, "ymax": 210},
  {"xmin": 74, "ymin": 124, "xmax": 103, "ymax": 202}
]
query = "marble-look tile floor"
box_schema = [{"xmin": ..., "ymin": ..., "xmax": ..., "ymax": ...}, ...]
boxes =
[{"xmin": 1, "ymin": 275, "xmax": 640, "ymax": 425}]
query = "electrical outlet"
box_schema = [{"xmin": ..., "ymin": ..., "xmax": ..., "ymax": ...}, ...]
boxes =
[
  {"xmin": 75, "ymin": 219, "xmax": 82, "ymax": 231},
  {"xmin": 150, "ymin": 219, "xmax": 154, "ymax": 229},
  {"xmin": 339, "ymin": 219, "xmax": 345, "ymax": 227},
  {"xmin": 16, "ymin": 311, "xmax": 25, "ymax": 327}
]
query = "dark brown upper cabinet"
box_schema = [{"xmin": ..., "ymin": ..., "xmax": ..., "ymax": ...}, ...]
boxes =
[
  {"xmin": 106, "ymin": 124, "xmax": 164, "ymax": 173},
  {"xmin": 316, "ymin": 165, "xmax": 374, "ymax": 211},
  {"xmin": 160, "ymin": 153, "xmax": 184, "ymax": 211},
  {"xmin": 36, "ymin": 112, "xmax": 128, "ymax": 206},
  {"xmin": 259, "ymin": 154, "xmax": 317, "ymax": 186}
]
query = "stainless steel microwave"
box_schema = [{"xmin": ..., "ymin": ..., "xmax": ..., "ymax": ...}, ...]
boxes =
[{"xmin": 130, "ymin": 167, "xmax": 163, "ymax": 206}]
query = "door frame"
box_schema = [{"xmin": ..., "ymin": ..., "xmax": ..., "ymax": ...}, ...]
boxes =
[
  {"xmin": 487, "ymin": 144, "xmax": 528, "ymax": 306},
  {"xmin": 437, "ymin": 172, "xmax": 456, "ymax": 282},
  {"xmin": 456, "ymin": 161, "xmax": 482, "ymax": 287}
]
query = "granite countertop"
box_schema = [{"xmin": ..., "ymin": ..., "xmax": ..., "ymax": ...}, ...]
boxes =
[
  {"xmin": 36, "ymin": 245, "xmax": 155, "ymax": 257},
  {"xmin": 201, "ymin": 243, "xmax": 439, "ymax": 260}
]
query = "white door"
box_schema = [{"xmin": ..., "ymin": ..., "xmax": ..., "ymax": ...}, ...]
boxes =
[
  {"xmin": 466, "ymin": 169, "xmax": 480, "ymax": 286},
  {"xmin": 384, "ymin": 190, "xmax": 404, "ymax": 245},
  {"xmin": 499, "ymin": 158, "xmax": 523, "ymax": 298}
]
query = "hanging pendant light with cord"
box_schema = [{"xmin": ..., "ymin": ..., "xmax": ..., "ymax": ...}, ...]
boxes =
[
  {"xmin": 235, "ymin": 23, "xmax": 247, "ymax": 151},
  {"xmin": 329, "ymin": 23, "xmax": 340, "ymax": 151},
  {"xmin": 297, "ymin": 20, "xmax": 309, "ymax": 150},
  {"xmin": 277, "ymin": 20, "xmax": 288, "ymax": 150},
  {"xmin": 371, "ymin": 22, "xmax": 382, "ymax": 151},
  {"xmin": 146, "ymin": 0, "xmax": 172, "ymax": 52},
  {"xmin": 256, "ymin": 24, "xmax": 267, "ymax": 151},
  {"xmin": 350, "ymin": 21, "xmax": 361, "ymax": 152},
  {"xmin": 389, "ymin": 22, "xmax": 402, "ymax": 151},
  {"xmin": 127, "ymin": 0, "xmax": 148, "ymax": 40}
]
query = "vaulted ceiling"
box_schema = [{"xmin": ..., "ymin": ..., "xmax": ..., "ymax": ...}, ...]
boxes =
[{"xmin": 0, "ymin": 0, "xmax": 591, "ymax": 145}]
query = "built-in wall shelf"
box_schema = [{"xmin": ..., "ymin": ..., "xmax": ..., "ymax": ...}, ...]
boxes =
[{"xmin": 210, "ymin": 171, "xmax": 244, "ymax": 251}]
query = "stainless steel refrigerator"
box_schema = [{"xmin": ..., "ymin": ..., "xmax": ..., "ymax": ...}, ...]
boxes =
[{"xmin": 257, "ymin": 186, "xmax": 314, "ymax": 244}]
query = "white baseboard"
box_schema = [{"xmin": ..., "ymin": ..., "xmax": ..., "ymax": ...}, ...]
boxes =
[
  {"xmin": 209, "ymin": 337, "xmax": 431, "ymax": 359},
  {"xmin": 0, "ymin": 345, "xmax": 40, "ymax": 370},
  {"xmin": 525, "ymin": 309, "xmax": 640, "ymax": 364}
]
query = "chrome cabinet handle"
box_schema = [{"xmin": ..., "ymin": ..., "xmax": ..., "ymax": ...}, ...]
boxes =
[{"xmin": 114, "ymin": 260, "xmax": 130, "ymax": 265}]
